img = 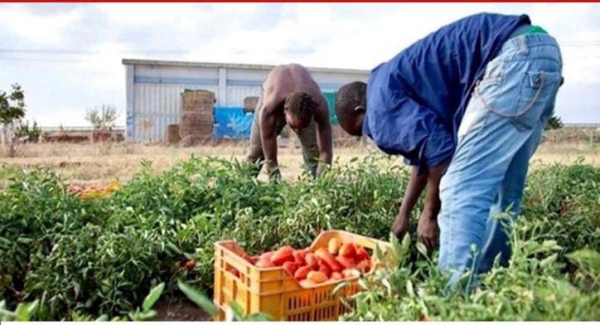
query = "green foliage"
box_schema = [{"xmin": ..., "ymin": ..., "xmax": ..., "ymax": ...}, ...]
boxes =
[
  {"xmin": 0, "ymin": 283, "xmax": 164, "ymax": 322},
  {"xmin": 16, "ymin": 119, "xmax": 42, "ymax": 142},
  {"xmin": 85, "ymin": 104, "xmax": 118, "ymax": 131},
  {"xmin": 0, "ymin": 84, "xmax": 25, "ymax": 126},
  {"xmin": 545, "ymin": 115, "xmax": 564, "ymax": 131},
  {"xmin": 177, "ymin": 280, "xmax": 272, "ymax": 321},
  {"xmin": 0, "ymin": 84, "xmax": 27, "ymax": 157},
  {"xmin": 342, "ymin": 226, "xmax": 599, "ymax": 321},
  {"xmin": 0, "ymin": 155, "xmax": 598, "ymax": 321}
]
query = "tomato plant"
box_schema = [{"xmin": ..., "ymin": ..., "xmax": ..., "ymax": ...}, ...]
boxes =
[{"xmin": 0, "ymin": 155, "xmax": 598, "ymax": 321}]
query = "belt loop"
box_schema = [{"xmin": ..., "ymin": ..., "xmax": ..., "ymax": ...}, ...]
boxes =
[{"xmin": 519, "ymin": 36, "xmax": 528, "ymax": 54}]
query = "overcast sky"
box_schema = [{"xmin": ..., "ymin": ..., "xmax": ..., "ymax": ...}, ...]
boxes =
[{"xmin": 1, "ymin": 3, "xmax": 599, "ymax": 127}]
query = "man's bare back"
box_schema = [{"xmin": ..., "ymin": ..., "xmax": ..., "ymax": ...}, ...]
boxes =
[
  {"xmin": 261, "ymin": 64, "xmax": 327, "ymax": 118},
  {"xmin": 244, "ymin": 63, "xmax": 333, "ymax": 179}
]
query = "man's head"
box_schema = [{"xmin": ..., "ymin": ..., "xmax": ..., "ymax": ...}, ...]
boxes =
[
  {"xmin": 284, "ymin": 92, "xmax": 317, "ymax": 133},
  {"xmin": 335, "ymin": 81, "xmax": 367, "ymax": 136}
]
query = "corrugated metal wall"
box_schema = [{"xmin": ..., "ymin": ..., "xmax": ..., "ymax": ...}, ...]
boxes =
[
  {"xmin": 227, "ymin": 86, "xmax": 259, "ymax": 107},
  {"xmin": 125, "ymin": 61, "xmax": 368, "ymax": 142},
  {"xmin": 133, "ymin": 84, "xmax": 219, "ymax": 142}
]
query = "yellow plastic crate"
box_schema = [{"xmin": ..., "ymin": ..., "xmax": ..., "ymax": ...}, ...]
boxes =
[{"xmin": 213, "ymin": 230, "xmax": 391, "ymax": 321}]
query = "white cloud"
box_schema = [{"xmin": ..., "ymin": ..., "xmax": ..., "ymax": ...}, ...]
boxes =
[
  {"xmin": 0, "ymin": 5, "xmax": 82, "ymax": 44},
  {"xmin": 561, "ymin": 47, "xmax": 600, "ymax": 85},
  {"xmin": 33, "ymin": 107, "xmax": 88, "ymax": 127},
  {"xmin": 210, "ymin": 3, "xmax": 259, "ymax": 15},
  {"xmin": 97, "ymin": 3, "xmax": 207, "ymax": 31},
  {"xmin": 1, "ymin": 3, "xmax": 599, "ymax": 126},
  {"xmin": 83, "ymin": 42, "xmax": 129, "ymax": 90}
]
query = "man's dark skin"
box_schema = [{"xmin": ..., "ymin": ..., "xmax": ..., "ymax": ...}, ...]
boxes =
[
  {"xmin": 392, "ymin": 165, "xmax": 445, "ymax": 251},
  {"xmin": 343, "ymin": 106, "xmax": 443, "ymax": 251},
  {"xmin": 397, "ymin": 78, "xmax": 565, "ymax": 250},
  {"xmin": 259, "ymin": 64, "xmax": 333, "ymax": 177}
]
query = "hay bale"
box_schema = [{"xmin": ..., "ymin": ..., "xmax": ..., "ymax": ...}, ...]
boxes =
[
  {"xmin": 181, "ymin": 90, "xmax": 215, "ymax": 114},
  {"xmin": 179, "ymin": 112, "xmax": 213, "ymax": 138},
  {"xmin": 243, "ymin": 96, "xmax": 259, "ymax": 114},
  {"xmin": 181, "ymin": 135, "xmax": 203, "ymax": 147},
  {"xmin": 166, "ymin": 124, "xmax": 180, "ymax": 144},
  {"xmin": 180, "ymin": 90, "xmax": 215, "ymax": 141}
]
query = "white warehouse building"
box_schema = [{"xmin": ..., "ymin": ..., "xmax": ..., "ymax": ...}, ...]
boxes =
[{"xmin": 122, "ymin": 59, "xmax": 370, "ymax": 142}]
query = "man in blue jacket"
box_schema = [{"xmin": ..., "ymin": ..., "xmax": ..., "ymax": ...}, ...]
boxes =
[{"xmin": 335, "ymin": 13, "xmax": 563, "ymax": 290}]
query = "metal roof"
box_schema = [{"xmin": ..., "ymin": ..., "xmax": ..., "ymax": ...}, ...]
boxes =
[{"xmin": 122, "ymin": 58, "xmax": 370, "ymax": 75}]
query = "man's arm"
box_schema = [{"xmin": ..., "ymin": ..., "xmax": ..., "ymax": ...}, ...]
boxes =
[
  {"xmin": 373, "ymin": 86, "xmax": 454, "ymax": 243},
  {"xmin": 259, "ymin": 101, "xmax": 280, "ymax": 179},
  {"xmin": 392, "ymin": 166, "xmax": 428, "ymax": 240},
  {"xmin": 315, "ymin": 101, "xmax": 333, "ymax": 176},
  {"xmin": 401, "ymin": 166, "xmax": 429, "ymax": 216},
  {"xmin": 417, "ymin": 163, "xmax": 446, "ymax": 250},
  {"xmin": 423, "ymin": 164, "xmax": 444, "ymax": 217}
]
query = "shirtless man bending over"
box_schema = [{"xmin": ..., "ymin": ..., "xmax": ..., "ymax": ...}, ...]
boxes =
[{"xmin": 244, "ymin": 64, "xmax": 333, "ymax": 179}]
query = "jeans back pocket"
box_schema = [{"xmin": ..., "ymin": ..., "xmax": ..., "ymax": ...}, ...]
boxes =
[{"xmin": 510, "ymin": 71, "xmax": 562, "ymax": 131}]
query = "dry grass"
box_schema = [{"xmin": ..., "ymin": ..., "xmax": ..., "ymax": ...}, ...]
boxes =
[{"xmin": 0, "ymin": 141, "xmax": 598, "ymax": 186}]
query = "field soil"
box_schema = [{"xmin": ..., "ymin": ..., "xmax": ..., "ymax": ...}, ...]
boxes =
[
  {"xmin": 154, "ymin": 299, "xmax": 212, "ymax": 321},
  {"xmin": 1, "ymin": 141, "xmax": 598, "ymax": 187}
]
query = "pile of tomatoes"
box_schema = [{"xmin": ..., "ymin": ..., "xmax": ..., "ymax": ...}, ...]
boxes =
[
  {"xmin": 68, "ymin": 182, "xmax": 122, "ymax": 200},
  {"xmin": 241, "ymin": 238, "xmax": 373, "ymax": 288}
]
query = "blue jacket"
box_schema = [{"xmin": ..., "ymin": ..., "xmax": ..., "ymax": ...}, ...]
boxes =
[{"xmin": 363, "ymin": 13, "xmax": 530, "ymax": 173}]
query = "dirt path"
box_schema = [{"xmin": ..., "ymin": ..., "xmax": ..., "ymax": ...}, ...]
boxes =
[
  {"xmin": 154, "ymin": 299, "xmax": 212, "ymax": 321},
  {"xmin": 1, "ymin": 143, "xmax": 598, "ymax": 187}
]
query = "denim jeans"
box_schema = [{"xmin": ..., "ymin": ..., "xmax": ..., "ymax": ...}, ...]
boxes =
[{"xmin": 438, "ymin": 33, "xmax": 563, "ymax": 292}]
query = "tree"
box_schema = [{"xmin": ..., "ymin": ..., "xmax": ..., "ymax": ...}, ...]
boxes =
[
  {"xmin": 85, "ymin": 104, "xmax": 118, "ymax": 131},
  {"xmin": 16, "ymin": 119, "xmax": 42, "ymax": 143},
  {"xmin": 545, "ymin": 115, "xmax": 564, "ymax": 131},
  {"xmin": 0, "ymin": 84, "xmax": 26, "ymax": 157}
]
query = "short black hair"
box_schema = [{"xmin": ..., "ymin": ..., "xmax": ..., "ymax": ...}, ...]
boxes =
[
  {"xmin": 335, "ymin": 81, "xmax": 367, "ymax": 127},
  {"xmin": 284, "ymin": 92, "xmax": 316, "ymax": 125}
]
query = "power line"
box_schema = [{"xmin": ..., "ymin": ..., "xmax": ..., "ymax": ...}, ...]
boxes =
[
  {"xmin": 0, "ymin": 49, "xmax": 318, "ymax": 56},
  {"xmin": 2, "ymin": 56, "xmax": 599, "ymax": 65},
  {"xmin": 0, "ymin": 40, "xmax": 597, "ymax": 56},
  {"xmin": 0, "ymin": 49, "xmax": 191, "ymax": 55},
  {"xmin": 0, "ymin": 57, "xmax": 90, "ymax": 63},
  {"xmin": 0, "ymin": 38, "xmax": 597, "ymax": 60},
  {"xmin": 0, "ymin": 41, "xmax": 598, "ymax": 64},
  {"xmin": 560, "ymin": 40, "xmax": 600, "ymax": 46}
]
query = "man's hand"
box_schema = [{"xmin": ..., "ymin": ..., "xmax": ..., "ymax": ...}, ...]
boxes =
[
  {"xmin": 266, "ymin": 163, "xmax": 282, "ymax": 180},
  {"xmin": 417, "ymin": 211, "xmax": 440, "ymax": 251},
  {"xmin": 259, "ymin": 102, "xmax": 279, "ymax": 180},
  {"xmin": 315, "ymin": 99, "xmax": 333, "ymax": 177},
  {"xmin": 315, "ymin": 159, "xmax": 329, "ymax": 178},
  {"xmin": 393, "ymin": 166, "xmax": 428, "ymax": 241},
  {"xmin": 391, "ymin": 212, "xmax": 411, "ymax": 241}
]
